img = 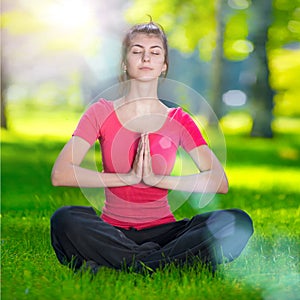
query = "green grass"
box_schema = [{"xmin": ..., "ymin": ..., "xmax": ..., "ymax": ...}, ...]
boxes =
[{"xmin": 1, "ymin": 107, "xmax": 300, "ymax": 299}]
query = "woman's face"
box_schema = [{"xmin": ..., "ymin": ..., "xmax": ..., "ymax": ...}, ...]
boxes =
[{"xmin": 125, "ymin": 33, "xmax": 167, "ymax": 81}]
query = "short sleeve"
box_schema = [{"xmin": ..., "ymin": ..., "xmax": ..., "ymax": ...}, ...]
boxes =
[
  {"xmin": 178, "ymin": 109, "xmax": 207, "ymax": 152},
  {"xmin": 72, "ymin": 99, "xmax": 112, "ymax": 145}
]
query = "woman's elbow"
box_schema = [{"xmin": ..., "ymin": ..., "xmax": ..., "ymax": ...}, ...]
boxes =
[
  {"xmin": 51, "ymin": 165, "xmax": 69, "ymax": 186},
  {"xmin": 51, "ymin": 163, "xmax": 76, "ymax": 186},
  {"xmin": 218, "ymin": 175, "xmax": 229, "ymax": 194},
  {"xmin": 218, "ymin": 183, "xmax": 229, "ymax": 194},
  {"xmin": 51, "ymin": 169, "xmax": 62, "ymax": 186}
]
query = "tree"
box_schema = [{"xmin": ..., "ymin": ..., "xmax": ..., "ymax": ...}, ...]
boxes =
[
  {"xmin": 210, "ymin": 0, "xmax": 226, "ymax": 121},
  {"xmin": 1, "ymin": 61, "xmax": 8, "ymax": 129},
  {"xmin": 248, "ymin": 0, "xmax": 274, "ymax": 137}
]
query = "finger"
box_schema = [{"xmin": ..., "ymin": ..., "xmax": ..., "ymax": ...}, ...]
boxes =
[
  {"xmin": 135, "ymin": 135, "xmax": 144, "ymax": 159},
  {"xmin": 133, "ymin": 137, "xmax": 143, "ymax": 169},
  {"xmin": 138, "ymin": 135, "xmax": 146, "ymax": 166},
  {"xmin": 144, "ymin": 134, "xmax": 150, "ymax": 157},
  {"xmin": 137, "ymin": 135, "xmax": 143, "ymax": 152},
  {"xmin": 140, "ymin": 134, "xmax": 146, "ymax": 159},
  {"xmin": 143, "ymin": 135, "xmax": 152, "ymax": 172}
]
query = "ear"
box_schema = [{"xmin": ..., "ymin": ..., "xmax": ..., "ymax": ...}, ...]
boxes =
[
  {"xmin": 122, "ymin": 62, "xmax": 127, "ymax": 71},
  {"xmin": 161, "ymin": 63, "xmax": 167, "ymax": 75}
]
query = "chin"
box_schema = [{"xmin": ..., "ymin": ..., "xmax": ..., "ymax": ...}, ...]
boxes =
[{"xmin": 134, "ymin": 76, "xmax": 158, "ymax": 82}]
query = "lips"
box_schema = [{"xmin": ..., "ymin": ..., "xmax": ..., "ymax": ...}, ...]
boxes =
[{"xmin": 139, "ymin": 66, "xmax": 153, "ymax": 71}]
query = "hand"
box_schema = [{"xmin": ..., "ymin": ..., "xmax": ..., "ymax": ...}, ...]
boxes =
[
  {"xmin": 142, "ymin": 134, "xmax": 161, "ymax": 186},
  {"xmin": 128, "ymin": 135, "xmax": 144, "ymax": 185}
]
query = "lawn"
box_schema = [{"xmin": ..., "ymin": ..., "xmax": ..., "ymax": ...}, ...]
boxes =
[{"xmin": 1, "ymin": 106, "xmax": 300, "ymax": 299}]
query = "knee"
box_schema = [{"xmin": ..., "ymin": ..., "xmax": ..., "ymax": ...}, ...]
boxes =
[
  {"xmin": 50, "ymin": 206, "xmax": 74, "ymax": 230},
  {"xmin": 207, "ymin": 209, "xmax": 254, "ymax": 263},
  {"xmin": 230, "ymin": 209, "xmax": 254, "ymax": 238},
  {"xmin": 206, "ymin": 209, "xmax": 254, "ymax": 240}
]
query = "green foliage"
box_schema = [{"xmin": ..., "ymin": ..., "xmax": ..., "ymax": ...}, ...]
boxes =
[
  {"xmin": 126, "ymin": 0, "xmax": 300, "ymax": 57},
  {"xmin": 270, "ymin": 49, "xmax": 300, "ymax": 117},
  {"xmin": 126, "ymin": 0, "xmax": 300, "ymax": 119},
  {"xmin": 270, "ymin": 0, "xmax": 300, "ymax": 48},
  {"xmin": 125, "ymin": 0, "xmax": 216, "ymax": 58},
  {"xmin": 224, "ymin": 11, "xmax": 252, "ymax": 60},
  {"xmin": 1, "ymin": 10, "xmax": 47, "ymax": 34},
  {"xmin": 1, "ymin": 108, "xmax": 300, "ymax": 299}
]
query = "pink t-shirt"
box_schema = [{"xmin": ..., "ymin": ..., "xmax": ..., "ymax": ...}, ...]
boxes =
[{"xmin": 73, "ymin": 99, "xmax": 207, "ymax": 229}]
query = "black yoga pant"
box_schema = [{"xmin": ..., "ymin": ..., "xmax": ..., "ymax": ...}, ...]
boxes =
[{"xmin": 50, "ymin": 206, "xmax": 253, "ymax": 272}]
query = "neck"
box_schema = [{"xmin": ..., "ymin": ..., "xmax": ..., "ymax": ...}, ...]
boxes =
[{"xmin": 125, "ymin": 78, "xmax": 159, "ymax": 103}]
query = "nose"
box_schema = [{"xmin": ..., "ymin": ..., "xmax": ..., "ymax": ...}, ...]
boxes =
[{"xmin": 142, "ymin": 52, "xmax": 150, "ymax": 62}]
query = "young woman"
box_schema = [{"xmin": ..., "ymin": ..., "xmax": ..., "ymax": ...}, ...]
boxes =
[{"xmin": 50, "ymin": 21, "xmax": 253, "ymax": 274}]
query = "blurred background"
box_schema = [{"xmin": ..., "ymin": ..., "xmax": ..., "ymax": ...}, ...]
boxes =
[{"xmin": 1, "ymin": 0, "xmax": 300, "ymax": 137}]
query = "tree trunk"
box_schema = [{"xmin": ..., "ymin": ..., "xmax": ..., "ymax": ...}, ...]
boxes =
[
  {"xmin": 1, "ymin": 94, "xmax": 7, "ymax": 129},
  {"xmin": 1, "ymin": 58, "xmax": 8, "ymax": 129},
  {"xmin": 210, "ymin": 0, "xmax": 226, "ymax": 123},
  {"xmin": 249, "ymin": 0, "xmax": 274, "ymax": 137}
]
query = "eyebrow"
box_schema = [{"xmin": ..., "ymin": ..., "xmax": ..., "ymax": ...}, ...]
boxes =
[{"xmin": 130, "ymin": 44, "xmax": 163, "ymax": 50}]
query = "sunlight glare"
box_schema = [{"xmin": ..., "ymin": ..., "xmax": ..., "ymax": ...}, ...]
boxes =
[{"xmin": 44, "ymin": 0, "xmax": 93, "ymax": 30}]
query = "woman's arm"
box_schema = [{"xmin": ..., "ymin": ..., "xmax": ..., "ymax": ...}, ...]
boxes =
[
  {"xmin": 142, "ymin": 135, "xmax": 229, "ymax": 194},
  {"xmin": 51, "ymin": 136, "xmax": 143, "ymax": 188}
]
